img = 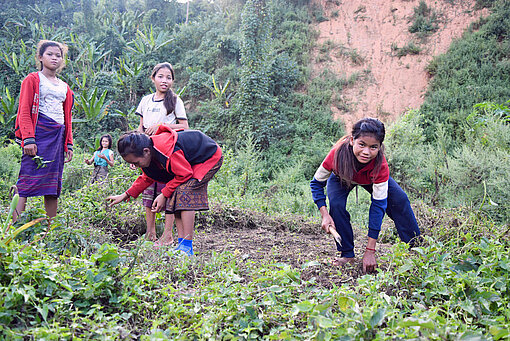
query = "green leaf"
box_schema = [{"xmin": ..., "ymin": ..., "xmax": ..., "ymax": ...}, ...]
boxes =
[
  {"xmin": 35, "ymin": 304, "xmax": 49, "ymax": 322},
  {"xmin": 301, "ymin": 260, "xmax": 320, "ymax": 269},
  {"xmin": 315, "ymin": 315, "xmax": 334, "ymax": 329},
  {"xmin": 398, "ymin": 318, "xmax": 435, "ymax": 329},
  {"xmin": 369, "ymin": 308, "xmax": 386, "ymax": 328},
  {"xmin": 337, "ymin": 296, "xmax": 354, "ymax": 312},
  {"xmin": 489, "ymin": 326, "xmax": 509, "ymax": 340},
  {"xmin": 458, "ymin": 331, "xmax": 485, "ymax": 341},
  {"xmin": 499, "ymin": 260, "xmax": 510, "ymax": 271},
  {"xmin": 97, "ymin": 250, "xmax": 119, "ymax": 263},
  {"xmin": 460, "ymin": 299, "xmax": 477, "ymax": 317},
  {"xmin": 292, "ymin": 300, "xmax": 313, "ymax": 315},
  {"xmin": 398, "ymin": 262, "xmax": 413, "ymax": 273}
]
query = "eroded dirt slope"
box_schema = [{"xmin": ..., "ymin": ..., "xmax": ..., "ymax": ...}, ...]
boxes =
[{"xmin": 312, "ymin": 0, "xmax": 488, "ymax": 130}]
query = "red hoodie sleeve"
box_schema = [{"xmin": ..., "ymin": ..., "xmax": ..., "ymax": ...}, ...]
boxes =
[
  {"xmin": 63, "ymin": 86, "xmax": 74, "ymax": 151},
  {"xmin": 126, "ymin": 173, "xmax": 155, "ymax": 198},
  {"xmin": 161, "ymin": 150, "xmax": 193, "ymax": 198},
  {"xmin": 17, "ymin": 75, "xmax": 37, "ymax": 142}
]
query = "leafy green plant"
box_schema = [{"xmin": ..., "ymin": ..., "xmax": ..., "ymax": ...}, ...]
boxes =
[
  {"xmin": 0, "ymin": 86, "xmax": 18, "ymax": 125},
  {"xmin": 391, "ymin": 41, "xmax": 422, "ymax": 57},
  {"xmin": 0, "ymin": 39, "xmax": 33, "ymax": 76},
  {"xmin": 74, "ymin": 87, "xmax": 110, "ymax": 123},
  {"xmin": 409, "ymin": 1, "xmax": 439, "ymax": 38},
  {"xmin": 126, "ymin": 24, "xmax": 174, "ymax": 56},
  {"xmin": 205, "ymin": 74, "xmax": 231, "ymax": 108}
]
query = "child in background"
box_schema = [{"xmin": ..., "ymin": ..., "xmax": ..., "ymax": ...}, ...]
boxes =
[
  {"xmin": 310, "ymin": 117, "xmax": 420, "ymax": 273},
  {"xmin": 14, "ymin": 40, "xmax": 74, "ymax": 220},
  {"xmin": 135, "ymin": 62, "xmax": 189, "ymax": 246},
  {"xmin": 84, "ymin": 134, "xmax": 114, "ymax": 183},
  {"xmin": 107, "ymin": 127, "xmax": 223, "ymax": 256}
]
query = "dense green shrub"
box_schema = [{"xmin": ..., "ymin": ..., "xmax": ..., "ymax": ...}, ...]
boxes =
[
  {"xmin": 420, "ymin": 0, "xmax": 510, "ymax": 141},
  {"xmin": 387, "ymin": 102, "xmax": 510, "ymax": 222},
  {"xmin": 0, "ymin": 142, "xmax": 21, "ymax": 203},
  {"xmin": 408, "ymin": 1, "xmax": 439, "ymax": 38}
]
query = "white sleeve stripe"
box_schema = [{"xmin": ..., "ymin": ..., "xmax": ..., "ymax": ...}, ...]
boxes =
[
  {"xmin": 372, "ymin": 181, "xmax": 388, "ymax": 200},
  {"xmin": 314, "ymin": 165, "xmax": 332, "ymax": 182}
]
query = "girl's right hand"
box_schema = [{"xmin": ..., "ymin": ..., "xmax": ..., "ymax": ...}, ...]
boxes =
[
  {"xmin": 129, "ymin": 163, "xmax": 137, "ymax": 170},
  {"xmin": 319, "ymin": 207, "xmax": 335, "ymax": 233},
  {"xmin": 321, "ymin": 215, "xmax": 336, "ymax": 234},
  {"xmin": 24, "ymin": 144, "xmax": 37, "ymax": 156}
]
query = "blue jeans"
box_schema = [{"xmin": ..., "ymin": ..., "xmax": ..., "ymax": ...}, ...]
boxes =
[{"xmin": 327, "ymin": 174, "xmax": 420, "ymax": 257}]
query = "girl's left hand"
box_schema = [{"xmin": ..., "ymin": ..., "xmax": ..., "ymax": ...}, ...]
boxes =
[
  {"xmin": 151, "ymin": 193, "xmax": 167, "ymax": 213},
  {"xmin": 362, "ymin": 250, "xmax": 377, "ymax": 273},
  {"xmin": 65, "ymin": 150, "xmax": 73, "ymax": 163},
  {"xmin": 145, "ymin": 124, "xmax": 160, "ymax": 136}
]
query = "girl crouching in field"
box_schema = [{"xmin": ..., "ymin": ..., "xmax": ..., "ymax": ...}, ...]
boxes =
[
  {"xmin": 107, "ymin": 127, "xmax": 222, "ymax": 256},
  {"xmin": 310, "ymin": 117, "xmax": 420, "ymax": 273}
]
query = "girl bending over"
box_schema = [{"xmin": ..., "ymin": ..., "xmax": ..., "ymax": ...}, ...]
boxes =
[{"xmin": 310, "ymin": 118, "xmax": 420, "ymax": 273}]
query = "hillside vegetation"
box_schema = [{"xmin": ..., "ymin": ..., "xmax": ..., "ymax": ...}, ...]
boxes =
[{"xmin": 0, "ymin": 0, "xmax": 509, "ymax": 339}]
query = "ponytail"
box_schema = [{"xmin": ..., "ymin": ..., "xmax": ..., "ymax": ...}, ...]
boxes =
[{"xmin": 163, "ymin": 89, "xmax": 177, "ymax": 116}]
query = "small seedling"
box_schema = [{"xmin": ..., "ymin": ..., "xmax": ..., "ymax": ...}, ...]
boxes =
[{"xmin": 32, "ymin": 155, "xmax": 54, "ymax": 169}]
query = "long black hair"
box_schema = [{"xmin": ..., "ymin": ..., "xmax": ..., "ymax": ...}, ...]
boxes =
[
  {"xmin": 333, "ymin": 117, "xmax": 386, "ymax": 186},
  {"xmin": 96, "ymin": 134, "xmax": 113, "ymax": 151},
  {"xmin": 151, "ymin": 62, "xmax": 177, "ymax": 116},
  {"xmin": 117, "ymin": 131, "xmax": 152, "ymax": 157}
]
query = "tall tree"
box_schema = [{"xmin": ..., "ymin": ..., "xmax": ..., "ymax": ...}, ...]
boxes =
[{"xmin": 237, "ymin": 0, "xmax": 277, "ymax": 148}]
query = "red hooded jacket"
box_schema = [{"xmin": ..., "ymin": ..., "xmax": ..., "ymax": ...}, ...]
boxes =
[
  {"xmin": 14, "ymin": 72, "xmax": 74, "ymax": 151},
  {"xmin": 126, "ymin": 125, "xmax": 222, "ymax": 199}
]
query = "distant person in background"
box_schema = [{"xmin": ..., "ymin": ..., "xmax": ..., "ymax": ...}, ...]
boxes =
[
  {"xmin": 107, "ymin": 128, "xmax": 223, "ymax": 256},
  {"xmin": 310, "ymin": 117, "xmax": 420, "ymax": 273},
  {"xmin": 134, "ymin": 62, "xmax": 189, "ymax": 246},
  {"xmin": 14, "ymin": 40, "xmax": 74, "ymax": 221},
  {"xmin": 84, "ymin": 134, "xmax": 114, "ymax": 183}
]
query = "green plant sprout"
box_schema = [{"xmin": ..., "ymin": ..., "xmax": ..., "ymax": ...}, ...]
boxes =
[{"xmin": 32, "ymin": 155, "xmax": 54, "ymax": 169}]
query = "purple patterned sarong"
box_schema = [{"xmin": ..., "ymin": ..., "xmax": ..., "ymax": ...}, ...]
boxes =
[{"xmin": 16, "ymin": 114, "xmax": 65, "ymax": 197}]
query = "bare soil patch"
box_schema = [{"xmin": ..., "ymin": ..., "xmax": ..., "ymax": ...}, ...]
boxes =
[
  {"xmin": 113, "ymin": 203, "xmax": 455, "ymax": 288},
  {"xmin": 194, "ymin": 204, "xmax": 394, "ymax": 287},
  {"xmin": 312, "ymin": 0, "xmax": 489, "ymax": 130}
]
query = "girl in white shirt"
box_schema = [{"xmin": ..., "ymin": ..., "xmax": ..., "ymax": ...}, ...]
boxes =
[{"xmin": 135, "ymin": 62, "xmax": 189, "ymax": 246}]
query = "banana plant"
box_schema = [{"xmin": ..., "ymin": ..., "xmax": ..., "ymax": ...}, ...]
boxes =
[
  {"xmin": 127, "ymin": 24, "xmax": 174, "ymax": 55},
  {"xmin": 1, "ymin": 39, "xmax": 33, "ymax": 76},
  {"xmin": 113, "ymin": 106, "xmax": 137, "ymax": 130},
  {"xmin": 206, "ymin": 75, "xmax": 232, "ymax": 108},
  {"xmin": 74, "ymin": 87, "xmax": 110, "ymax": 123},
  {"xmin": 0, "ymin": 87, "xmax": 19, "ymax": 125},
  {"xmin": 115, "ymin": 57, "xmax": 144, "ymax": 86},
  {"xmin": 72, "ymin": 39, "xmax": 112, "ymax": 73}
]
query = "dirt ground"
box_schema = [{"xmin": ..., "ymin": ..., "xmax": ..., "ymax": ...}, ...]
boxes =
[
  {"xmin": 312, "ymin": 0, "xmax": 489, "ymax": 131},
  {"xmin": 110, "ymin": 201, "xmax": 473, "ymax": 288},
  {"xmin": 193, "ymin": 204, "xmax": 396, "ymax": 288}
]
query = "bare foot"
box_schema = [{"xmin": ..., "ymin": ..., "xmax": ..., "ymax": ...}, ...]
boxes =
[
  {"xmin": 331, "ymin": 257, "xmax": 355, "ymax": 266},
  {"xmin": 145, "ymin": 231, "xmax": 157, "ymax": 242},
  {"xmin": 154, "ymin": 237, "xmax": 174, "ymax": 248}
]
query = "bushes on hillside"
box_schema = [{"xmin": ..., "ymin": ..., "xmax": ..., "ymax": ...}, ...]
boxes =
[{"xmin": 387, "ymin": 103, "xmax": 510, "ymax": 222}]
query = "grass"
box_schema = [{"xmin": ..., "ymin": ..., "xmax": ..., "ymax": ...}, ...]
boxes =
[{"xmin": 391, "ymin": 41, "xmax": 422, "ymax": 58}]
